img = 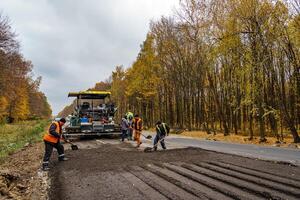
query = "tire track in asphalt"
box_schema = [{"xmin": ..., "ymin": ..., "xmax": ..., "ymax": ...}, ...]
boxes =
[
  {"xmin": 162, "ymin": 162, "xmax": 261, "ymax": 200},
  {"xmin": 199, "ymin": 162, "xmax": 300, "ymax": 196},
  {"xmin": 53, "ymin": 142, "xmax": 300, "ymax": 200},
  {"xmin": 131, "ymin": 161, "xmax": 300, "ymax": 200},
  {"xmin": 129, "ymin": 166, "xmax": 199, "ymax": 200},
  {"xmin": 182, "ymin": 162, "xmax": 298, "ymax": 200},
  {"xmin": 217, "ymin": 160, "xmax": 300, "ymax": 182},
  {"xmin": 143, "ymin": 164, "xmax": 212, "ymax": 200}
]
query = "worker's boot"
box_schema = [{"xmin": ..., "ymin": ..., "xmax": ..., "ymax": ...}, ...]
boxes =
[
  {"xmin": 58, "ymin": 157, "xmax": 69, "ymax": 161},
  {"xmin": 153, "ymin": 146, "xmax": 157, "ymax": 151},
  {"xmin": 42, "ymin": 163, "xmax": 50, "ymax": 171},
  {"xmin": 137, "ymin": 142, "xmax": 142, "ymax": 148}
]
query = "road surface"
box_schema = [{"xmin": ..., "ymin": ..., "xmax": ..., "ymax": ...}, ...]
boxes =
[
  {"xmin": 49, "ymin": 139, "xmax": 300, "ymax": 200},
  {"xmin": 141, "ymin": 131, "xmax": 300, "ymax": 166}
]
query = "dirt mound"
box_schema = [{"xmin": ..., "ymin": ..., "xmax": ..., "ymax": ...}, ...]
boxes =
[
  {"xmin": 0, "ymin": 170, "xmax": 20, "ymax": 198},
  {"xmin": 0, "ymin": 142, "xmax": 48, "ymax": 200}
]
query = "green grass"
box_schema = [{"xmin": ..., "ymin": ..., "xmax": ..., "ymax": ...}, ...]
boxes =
[{"xmin": 0, "ymin": 120, "xmax": 49, "ymax": 162}]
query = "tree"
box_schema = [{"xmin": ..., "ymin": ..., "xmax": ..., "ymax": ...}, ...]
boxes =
[{"xmin": 0, "ymin": 14, "xmax": 52, "ymax": 122}]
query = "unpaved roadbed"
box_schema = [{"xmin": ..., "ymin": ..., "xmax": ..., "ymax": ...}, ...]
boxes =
[
  {"xmin": 49, "ymin": 142, "xmax": 300, "ymax": 200},
  {"xmin": 0, "ymin": 143, "xmax": 49, "ymax": 200}
]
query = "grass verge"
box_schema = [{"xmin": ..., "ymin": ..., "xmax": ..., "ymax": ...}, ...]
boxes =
[{"xmin": 0, "ymin": 120, "xmax": 49, "ymax": 162}]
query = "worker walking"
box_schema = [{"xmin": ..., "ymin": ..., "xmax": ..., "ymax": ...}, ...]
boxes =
[
  {"xmin": 133, "ymin": 114, "xmax": 143, "ymax": 147},
  {"xmin": 42, "ymin": 118, "xmax": 68, "ymax": 171},
  {"xmin": 154, "ymin": 121, "xmax": 170, "ymax": 151},
  {"xmin": 121, "ymin": 115, "xmax": 129, "ymax": 142}
]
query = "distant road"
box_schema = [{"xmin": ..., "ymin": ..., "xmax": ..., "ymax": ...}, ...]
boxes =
[{"xmin": 142, "ymin": 131, "xmax": 300, "ymax": 166}]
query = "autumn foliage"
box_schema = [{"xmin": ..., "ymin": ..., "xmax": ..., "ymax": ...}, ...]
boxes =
[
  {"xmin": 57, "ymin": 0, "xmax": 300, "ymax": 143},
  {"xmin": 0, "ymin": 14, "xmax": 51, "ymax": 122},
  {"xmin": 110, "ymin": 0, "xmax": 300, "ymax": 143}
]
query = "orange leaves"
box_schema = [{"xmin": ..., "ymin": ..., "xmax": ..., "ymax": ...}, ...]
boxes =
[{"xmin": 0, "ymin": 14, "xmax": 52, "ymax": 122}]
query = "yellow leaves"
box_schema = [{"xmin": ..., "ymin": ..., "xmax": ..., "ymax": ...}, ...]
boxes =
[
  {"xmin": 124, "ymin": 34, "xmax": 161, "ymax": 100},
  {"xmin": 10, "ymin": 85, "xmax": 30, "ymax": 120},
  {"xmin": 288, "ymin": 15, "xmax": 300, "ymax": 48},
  {"xmin": 0, "ymin": 14, "xmax": 52, "ymax": 122},
  {"xmin": 0, "ymin": 96, "xmax": 8, "ymax": 119}
]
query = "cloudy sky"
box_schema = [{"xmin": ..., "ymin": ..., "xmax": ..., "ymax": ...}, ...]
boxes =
[{"xmin": 1, "ymin": 0, "xmax": 179, "ymax": 115}]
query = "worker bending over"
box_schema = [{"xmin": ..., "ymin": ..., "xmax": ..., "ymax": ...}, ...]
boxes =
[
  {"xmin": 133, "ymin": 114, "xmax": 143, "ymax": 147},
  {"xmin": 42, "ymin": 118, "xmax": 69, "ymax": 171},
  {"xmin": 154, "ymin": 121, "xmax": 170, "ymax": 151}
]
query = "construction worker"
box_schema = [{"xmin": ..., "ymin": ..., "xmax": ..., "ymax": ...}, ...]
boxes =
[
  {"xmin": 126, "ymin": 111, "xmax": 134, "ymax": 119},
  {"xmin": 133, "ymin": 114, "xmax": 143, "ymax": 147},
  {"xmin": 154, "ymin": 121, "xmax": 170, "ymax": 151},
  {"xmin": 42, "ymin": 118, "xmax": 68, "ymax": 171},
  {"xmin": 121, "ymin": 115, "xmax": 129, "ymax": 142},
  {"xmin": 126, "ymin": 112, "xmax": 134, "ymax": 140}
]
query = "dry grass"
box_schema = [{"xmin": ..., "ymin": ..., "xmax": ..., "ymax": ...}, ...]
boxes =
[
  {"xmin": 179, "ymin": 130, "xmax": 296, "ymax": 147},
  {"xmin": 0, "ymin": 120, "xmax": 48, "ymax": 162}
]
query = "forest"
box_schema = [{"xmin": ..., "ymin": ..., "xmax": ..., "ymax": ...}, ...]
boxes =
[
  {"xmin": 109, "ymin": 0, "xmax": 300, "ymax": 143},
  {"xmin": 58, "ymin": 0, "xmax": 300, "ymax": 143},
  {"xmin": 0, "ymin": 14, "xmax": 52, "ymax": 123}
]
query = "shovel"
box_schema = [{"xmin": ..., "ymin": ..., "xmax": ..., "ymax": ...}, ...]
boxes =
[
  {"xmin": 65, "ymin": 140, "xmax": 79, "ymax": 150},
  {"xmin": 70, "ymin": 142, "xmax": 79, "ymax": 150},
  {"xmin": 141, "ymin": 133, "xmax": 152, "ymax": 140},
  {"xmin": 144, "ymin": 136, "xmax": 165, "ymax": 153}
]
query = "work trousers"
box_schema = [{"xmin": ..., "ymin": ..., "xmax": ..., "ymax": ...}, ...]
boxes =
[
  {"xmin": 127, "ymin": 128, "xmax": 133, "ymax": 140},
  {"xmin": 134, "ymin": 130, "xmax": 141, "ymax": 146},
  {"xmin": 121, "ymin": 129, "xmax": 127, "ymax": 141},
  {"xmin": 154, "ymin": 133, "xmax": 166, "ymax": 150},
  {"xmin": 42, "ymin": 141, "xmax": 65, "ymax": 167}
]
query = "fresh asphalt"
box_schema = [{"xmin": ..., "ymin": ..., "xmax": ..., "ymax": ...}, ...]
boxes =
[{"xmin": 143, "ymin": 131, "xmax": 300, "ymax": 166}]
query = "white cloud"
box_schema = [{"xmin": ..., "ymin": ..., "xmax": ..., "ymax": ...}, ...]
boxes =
[{"xmin": 1, "ymin": 0, "xmax": 179, "ymax": 114}]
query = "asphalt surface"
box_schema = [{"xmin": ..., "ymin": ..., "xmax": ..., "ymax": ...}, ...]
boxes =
[
  {"xmin": 50, "ymin": 140, "xmax": 300, "ymax": 200},
  {"xmin": 142, "ymin": 131, "xmax": 300, "ymax": 166}
]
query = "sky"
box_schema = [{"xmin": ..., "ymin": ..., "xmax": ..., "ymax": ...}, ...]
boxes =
[{"xmin": 1, "ymin": 0, "xmax": 179, "ymax": 115}]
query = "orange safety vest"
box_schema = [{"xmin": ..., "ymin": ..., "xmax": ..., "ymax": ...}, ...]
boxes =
[
  {"xmin": 43, "ymin": 121, "xmax": 62, "ymax": 143},
  {"xmin": 133, "ymin": 118, "xmax": 142, "ymax": 131}
]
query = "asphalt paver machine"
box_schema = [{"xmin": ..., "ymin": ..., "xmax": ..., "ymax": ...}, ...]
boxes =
[{"xmin": 64, "ymin": 90, "xmax": 121, "ymax": 138}]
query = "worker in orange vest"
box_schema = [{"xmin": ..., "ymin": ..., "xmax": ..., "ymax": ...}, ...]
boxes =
[
  {"xmin": 42, "ymin": 118, "xmax": 68, "ymax": 171},
  {"xmin": 133, "ymin": 114, "xmax": 143, "ymax": 147}
]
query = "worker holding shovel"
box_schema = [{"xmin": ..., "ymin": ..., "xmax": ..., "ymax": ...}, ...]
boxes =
[
  {"xmin": 42, "ymin": 118, "xmax": 69, "ymax": 171},
  {"xmin": 153, "ymin": 121, "xmax": 170, "ymax": 151}
]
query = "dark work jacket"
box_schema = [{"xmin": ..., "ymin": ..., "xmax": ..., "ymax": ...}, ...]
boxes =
[{"xmin": 156, "ymin": 123, "xmax": 170, "ymax": 136}]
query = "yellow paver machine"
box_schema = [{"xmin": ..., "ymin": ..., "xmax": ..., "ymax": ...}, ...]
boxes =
[{"xmin": 64, "ymin": 90, "xmax": 121, "ymax": 138}]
